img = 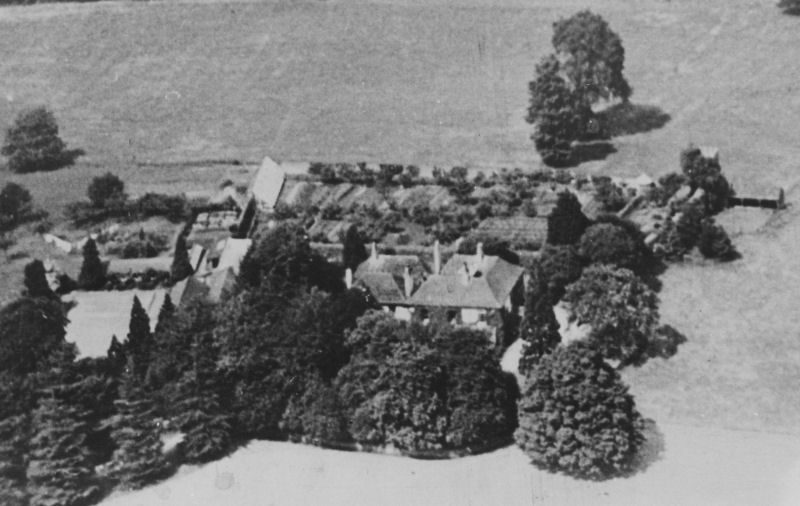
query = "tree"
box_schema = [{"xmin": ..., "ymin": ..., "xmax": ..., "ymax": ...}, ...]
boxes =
[
  {"xmin": 26, "ymin": 390, "xmax": 101, "ymax": 506},
  {"xmin": 103, "ymin": 361, "xmax": 172, "ymax": 490},
  {"xmin": 87, "ymin": 172, "xmax": 125, "ymax": 208},
  {"xmin": 0, "ymin": 376, "xmax": 34, "ymax": 506},
  {"xmin": 518, "ymin": 263, "xmax": 561, "ymax": 375},
  {"xmin": 126, "ymin": 296, "xmax": 154, "ymax": 380},
  {"xmin": 107, "ymin": 336, "xmax": 126, "ymax": 375},
  {"xmin": 563, "ymin": 264, "xmax": 659, "ymax": 365},
  {"xmin": 552, "ymin": 10, "xmax": 631, "ymax": 103},
  {"xmin": 515, "ymin": 341, "xmax": 644, "ymax": 479},
  {"xmin": 675, "ymin": 203, "xmax": 705, "ymax": 251},
  {"xmin": 527, "ymin": 56, "xmax": 593, "ymax": 166},
  {"xmin": 680, "ymin": 145, "xmax": 733, "ymax": 215},
  {"xmin": 0, "ymin": 183, "xmax": 33, "ymax": 232},
  {"xmin": 78, "ymin": 238, "xmax": 106, "ymax": 290},
  {"xmin": 170, "ymin": 235, "xmax": 194, "ymax": 283},
  {"xmin": 778, "ymin": 0, "xmax": 800, "ymax": 15},
  {"xmin": 537, "ymin": 244, "xmax": 583, "ymax": 304},
  {"xmin": 698, "ymin": 218, "xmax": 737, "ymax": 261},
  {"xmin": 342, "ymin": 224, "xmax": 368, "ymax": 272},
  {"xmin": 23, "ymin": 259, "xmax": 54, "ymax": 299},
  {"xmin": 154, "ymin": 294, "xmax": 175, "ymax": 335},
  {"xmin": 2, "ymin": 106, "xmax": 80, "ymax": 173},
  {"xmin": 547, "ymin": 191, "xmax": 590, "ymax": 245},
  {"xmin": 578, "ymin": 222, "xmax": 642, "ymax": 272}
]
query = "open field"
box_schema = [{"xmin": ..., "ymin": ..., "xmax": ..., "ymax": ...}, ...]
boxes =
[{"xmin": 99, "ymin": 430, "xmax": 800, "ymax": 506}]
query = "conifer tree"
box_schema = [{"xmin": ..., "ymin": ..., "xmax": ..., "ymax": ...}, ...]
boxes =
[
  {"xmin": 173, "ymin": 332, "xmax": 232, "ymax": 463},
  {"xmin": 518, "ymin": 263, "xmax": 561, "ymax": 375},
  {"xmin": 547, "ymin": 191, "xmax": 590, "ymax": 245},
  {"xmin": 154, "ymin": 294, "xmax": 175, "ymax": 335},
  {"xmin": 170, "ymin": 236, "xmax": 194, "ymax": 283},
  {"xmin": 0, "ymin": 412, "xmax": 30, "ymax": 506},
  {"xmin": 23, "ymin": 259, "xmax": 54, "ymax": 299},
  {"xmin": 341, "ymin": 225, "xmax": 368, "ymax": 272},
  {"xmin": 107, "ymin": 336, "xmax": 126, "ymax": 376},
  {"xmin": 104, "ymin": 359, "xmax": 171, "ymax": 490},
  {"xmin": 78, "ymin": 238, "xmax": 105, "ymax": 290},
  {"xmin": 26, "ymin": 390, "xmax": 100, "ymax": 506},
  {"xmin": 126, "ymin": 296, "xmax": 154, "ymax": 380}
]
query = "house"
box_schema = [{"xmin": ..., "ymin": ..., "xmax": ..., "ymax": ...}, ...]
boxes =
[
  {"xmin": 348, "ymin": 243, "xmax": 427, "ymax": 319},
  {"xmin": 407, "ymin": 242, "xmax": 525, "ymax": 344}
]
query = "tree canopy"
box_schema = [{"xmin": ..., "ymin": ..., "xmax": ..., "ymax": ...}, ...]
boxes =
[
  {"xmin": 547, "ymin": 191, "xmax": 590, "ymax": 246},
  {"xmin": 578, "ymin": 222, "xmax": 642, "ymax": 272},
  {"xmin": 515, "ymin": 341, "xmax": 644, "ymax": 479},
  {"xmin": 2, "ymin": 107, "xmax": 81, "ymax": 173},
  {"xmin": 87, "ymin": 172, "xmax": 125, "ymax": 208},
  {"xmin": 0, "ymin": 183, "xmax": 34, "ymax": 232},
  {"xmin": 78, "ymin": 238, "xmax": 106, "ymax": 290}
]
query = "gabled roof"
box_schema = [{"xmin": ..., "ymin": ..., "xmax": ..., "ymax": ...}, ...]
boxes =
[
  {"xmin": 248, "ymin": 156, "xmax": 285, "ymax": 210},
  {"xmin": 355, "ymin": 273, "xmax": 406, "ymax": 306},
  {"xmin": 475, "ymin": 216, "xmax": 548, "ymax": 249},
  {"xmin": 409, "ymin": 253, "xmax": 524, "ymax": 309},
  {"xmin": 355, "ymin": 254, "xmax": 426, "ymax": 279},
  {"xmin": 353, "ymin": 252, "xmax": 425, "ymax": 305}
]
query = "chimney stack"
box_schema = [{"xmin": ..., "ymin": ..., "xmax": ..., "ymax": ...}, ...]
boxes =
[
  {"xmin": 476, "ymin": 242, "xmax": 484, "ymax": 260},
  {"xmin": 433, "ymin": 240, "xmax": 441, "ymax": 275},
  {"xmin": 371, "ymin": 242, "xmax": 378, "ymax": 261},
  {"xmin": 403, "ymin": 266, "xmax": 413, "ymax": 298},
  {"xmin": 345, "ymin": 268, "xmax": 353, "ymax": 289}
]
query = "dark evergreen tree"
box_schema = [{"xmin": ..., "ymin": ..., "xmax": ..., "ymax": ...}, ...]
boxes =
[
  {"xmin": 106, "ymin": 336, "xmax": 126, "ymax": 376},
  {"xmin": 23, "ymin": 259, "xmax": 54, "ymax": 299},
  {"xmin": 578, "ymin": 222, "xmax": 643, "ymax": 272},
  {"xmin": 679, "ymin": 145, "xmax": 733, "ymax": 215},
  {"xmin": 516, "ymin": 341, "xmax": 644, "ymax": 479},
  {"xmin": 0, "ymin": 376, "xmax": 33, "ymax": 506},
  {"xmin": 77, "ymin": 238, "xmax": 105, "ymax": 291},
  {"xmin": 538, "ymin": 244, "xmax": 583, "ymax": 304},
  {"xmin": 518, "ymin": 264, "xmax": 561, "ymax": 375},
  {"xmin": 170, "ymin": 235, "xmax": 193, "ymax": 283},
  {"xmin": 125, "ymin": 296, "xmax": 154, "ymax": 380},
  {"xmin": 173, "ymin": 332, "xmax": 232, "ymax": 463},
  {"xmin": 87, "ymin": 173, "xmax": 125, "ymax": 208},
  {"xmin": 698, "ymin": 219, "xmax": 737, "ymax": 261},
  {"xmin": 154, "ymin": 294, "xmax": 175, "ymax": 335},
  {"xmin": 2, "ymin": 106, "xmax": 80, "ymax": 174},
  {"xmin": 547, "ymin": 191, "xmax": 590, "ymax": 245},
  {"xmin": 26, "ymin": 390, "xmax": 101, "ymax": 506},
  {"xmin": 104, "ymin": 360, "xmax": 171, "ymax": 490},
  {"xmin": 341, "ymin": 225, "xmax": 368, "ymax": 272}
]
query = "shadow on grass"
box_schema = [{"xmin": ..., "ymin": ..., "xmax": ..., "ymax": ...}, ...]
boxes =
[
  {"xmin": 597, "ymin": 102, "xmax": 671, "ymax": 138},
  {"xmin": 625, "ymin": 418, "xmax": 665, "ymax": 477},
  {"xmin": 571, "ymin": 141, "xmax": 617, "ymax": 165}
]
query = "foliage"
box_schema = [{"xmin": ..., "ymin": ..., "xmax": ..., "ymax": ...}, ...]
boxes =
[
  {"xmin": 342, "ymin": 224, "xmax": 369, "ymax": 272},
  {"xmin": 537, "ymin": 244, "xmax": 583, "ymax": 304},
  {"xmin": 552, "ymin": 10, "xmax": 631, "ymax": 102},
  {"xmin": 104, "ymin": 269, "xmax": 170, "ymax": 291},
  {"xmin": 280, "ymin": 377, "xmax": 350, "ymax": 445},
  {"xmin": 0, "ymin": 182, "xmax": 34, "ymax": 232},
  {"xmin": 154, "ymin": 294, "xmax": 175, "ymax": 336},
  {"xmin": 336, "ymin": 311, "xmax": 517, "ymax": 452},
  {"xmin": 547, "ymin": 191, "xmax": 590, "ymax": 245},
  {"xmin": 344, "ymin": 204, "xmax": 402, "ymax": 243},
  {"xmin": 78, "ymin": 238, "xmax": 106, "ymax": 290},
  {"xmin": 591, "ymin": 176, "xmax": 626, "ymax": 212},
  {"xmin": 675, "ymin": 203, "xmax": 705, "ymax": 251},
  {"xmin": 657, "ymin": 172, "xmax": 688, "ymax": 205},
  {"xmin": 652, "ymin": 217, "xmax": 687, "ymax": 261},
  {"xmin": 104, "ymin": 362, "xmax": 172, "ymax": 490},
  {"xmin": 563, "ymin": 264, "xmax": 659, "ymax": 365},
  {"xmin": 679, "ymin": 145, "xmax": 733, "ymax": 214},
  {"xmin": 518, "ymin": 263, "xmax": 561, "ymax": 375},
  {"xmin": 26, "ymin": 390, "xmax": 101, "ymax": 506},
  {"xmin": 578, "ymin": 222, "xmax": 643, "ymax": 272},
  {"xmin": 515, "ymin": 341, "xmax": 644, "ymax": 479},
  {"xmin": 698, "ymin": 218, "xmax": 737, "ymax": 261},
  {"xmin": 778, "ymin": 0, "xmax": 800, "ymax": 15},
  {"xmin": 527, "ymin": 56, "xmax": 593, "ymax": 166},
  {"xmin": 0, "ymin": 296, "xmax": 74, "ymax": 376},
  {"xmin": 126, "ymin": 296, "xmax": 154, "ymax": 380},
  {"xmin": 2, "ymin": 106, "xmax": 82, "ymax": 173},
  {"xmin": 170, "ymin": 235, "xmax": 194, "ymax": 282},
  {"xmin": 0, "ymin": 377, "xmax": 33, "ymax": 506},
  {"xmin": 88, "ymin": 172, "xmax": 126, "ymax": 208},
  {"xmin": 23, "ymin": 259, "xmax": 54, "ymax": 299}
]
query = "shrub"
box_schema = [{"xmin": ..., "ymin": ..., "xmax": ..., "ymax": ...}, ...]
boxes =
[
  {"xmin": 77, "ymin": 238, "xmax": 106, "ymax": 290},
  {"xmin": 778, "ymin": 0, "xmax": 800, "ymax": 15},
  {"xmin": 2, "ymin": 107, "xmax": 82, "ymax": 173},
  {"xmin": 547, "ymin": 191, "xmax": 590, "ymax": 245},
  {"xmin": 537, "ymin": 244, "xmax": 583, "ymax": 304},
  {"xmin": 88, "ymin": 173, "xmax": 126, "ymax": 208},
  {"xmin": 0, "ymin": 183, "xmax": 34, "ymax": 232},
  {"xmin": 698, "ymin": 219, "xmax": 737, "ymax": 261},
  {"xmin": 135, "ymin": 193, "xmax": 188, "ymax": 222},
  {"xmin": 680, "ymin": 145, "xmax": 733, "ymax": 215},
  {"xmin": 515, "ymin": 341, "xmax": 644, "ymax": 479},
  {"xmin": 578, "ymin": 222, "xmax": 642, "ymax": 272}
]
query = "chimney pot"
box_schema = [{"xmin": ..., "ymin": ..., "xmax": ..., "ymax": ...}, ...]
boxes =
[{"xmin": 403, "ymin": 266, "xmax": 413, "ymax": 298}]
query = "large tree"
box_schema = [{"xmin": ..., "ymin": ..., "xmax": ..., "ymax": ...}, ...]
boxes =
[
  {"xmin": 126, "ymin": 296, "xmax": 154, "ymax": 380},
  {"xmin": 23, "ymin": 259, "xmax": 54, "ymax": 299},
  {"xmin": 515, "ymin": 341, "xmax": 644, "ymax": 479},
  {"xmin": 537, "ymin": 244, "xmax": 584, "ymax": 304},
  {"xmin": 679, "ymin": 145, "xmax": 733, "ymax": 215},
  {"xmin": 547, "ymin": 191, "xmax": 590, "ymax": 246},
  {"xmin": 552, "ymin": 10, "xmax": 631, "ymax": 102},
  {"xmin": 526, "ymin": 56, "xmax": 593, "ymax": 166},
  {"xmin": 87, "ymin": 172, "xmax": 126, "ymax": 208},
  {"xmin": 563, "ymin": 264, "xmax": 659, "ymax": 365},
  {"xmin": 170, "ymin": 235, "xmax": 194, "ymax": 283},
  {"xmin": 518, "ymin": 263, "xmax": 561, "ymax": 375},
  {"xmin": 2, "ymin": 107, "xmax": 80, "ymax": 173},
  {"xmin": 78, "ymin": 238, "xmax": 106, "ymax": 290},
  {"xmin": 341, "ymin": 224, "xmax": 368, "ymax": 272},
  {"xmin": 578, "ymin": 222, "xmax": 642, "ymax": 272}
]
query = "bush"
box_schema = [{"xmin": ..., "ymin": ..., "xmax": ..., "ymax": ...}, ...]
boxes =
[
  {"xmin": 2, "ymin": 107, "xmax": 82, "ymax": 173},
  {"xmin": 698, "ymin": 219, "xmax": 737, "ymax": 261},
  {"xmin": 515, "ymin": 341, "xmax": 644, "ymax": 480},
  {"xmin": 680, "ymin": 145, "xmax": 733, "ymax": 215},
  {"xmin": 88, "ymin": 173, "xmax": 126, "ymax": 208},
  {"xmin": 547, "ymin": 191, "xmax": 590, "ymax": 246},
  {"xmin": 134, "ymin": 193, "xmax": 188, "ymax": 222},
  {"xmin": 0, "ymin": 183, "xmax": 36, "ymax": 232},
  {"xmin": 779, "ymin": 0, "xmax": 800, "ymax": 15},
  {"xmin": 578, "ymin": 222, "xmax": 642, "ymax": 272}
]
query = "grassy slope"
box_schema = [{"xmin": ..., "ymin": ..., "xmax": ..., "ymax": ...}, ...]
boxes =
[{"xmin": 0, "ymin": 0, "xmax": 798, "ymax": 434}]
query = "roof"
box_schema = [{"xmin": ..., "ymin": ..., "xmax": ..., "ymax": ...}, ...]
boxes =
[
  {"xmin": 409, "ymin": 253, "xmax": 523, "ymax": 309},
  {"xmin": 170, "ymin": 275, "xmax": 209, "ymax": 307},
  {"xmin": 355, "ymin": 253, "xmax": 426, "ymax": 279},
  {"xmin": 248, "ymin": 156, "xmax": 285, "ymax": 210},
  {"xmin": 106, "ymin": 256, "xmax": 173, "ymax": 274},
  {"xmin": 475, "ymin": 216, "xmax": 548, "ymax": 249},
  {"xmin": 216, "ymin": 238, "xmax": 252, "ymax": 275},
  {"xmin": 355, "ymin": 273, "xmax": 407, "ymax": 306}
]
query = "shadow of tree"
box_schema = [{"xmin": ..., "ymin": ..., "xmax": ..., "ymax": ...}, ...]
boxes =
[
  {"xmin": 571, "ymin": 141, "xmax": 617, "ymax": 165},
  {"xmin": 597, "ymin": 102, "xmax": 671, "ymax": 137}
]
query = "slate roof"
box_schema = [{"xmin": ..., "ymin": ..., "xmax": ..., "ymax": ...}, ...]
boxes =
[
  {"xmin": 354, "ymin": 273, "xmax": 407, "ymax": 306},
  {"xmin": 353, "ymin": 252, "xmax": 426, "ymax": 305},
  {"xmin": 409, "ymin": 253, "xmax": 524, "ymax": 309}
]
